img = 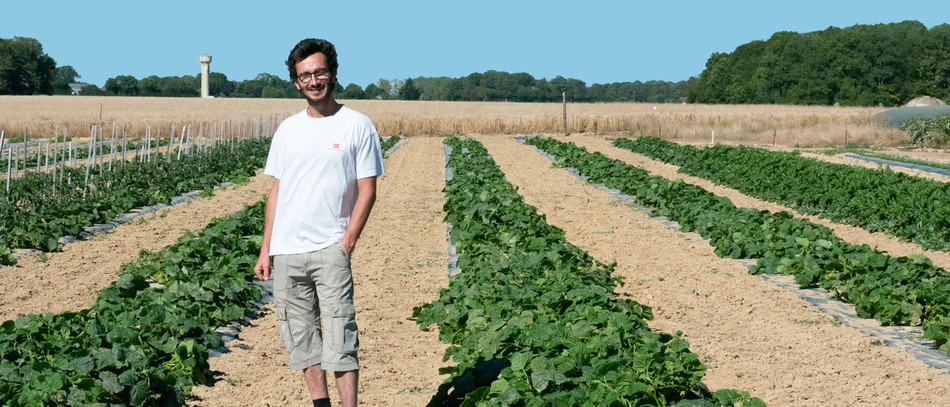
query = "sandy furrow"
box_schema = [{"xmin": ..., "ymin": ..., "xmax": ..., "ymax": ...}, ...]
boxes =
[
  {"xmin": 0, "ymin": 173, "xmax": 272, "ymax": 321},
  {"xmin": 800, "ymin": 152, "xmax": 950, "ymax": 184},
  {"xmin": 687, "ymin": 142, "xmax": 950, "ymax": 183},
  {"xmin": 187, "ymin": 136, "xmax": 450, "ymax": 406},
  {"xmin": 480, "ymin": 134, "xmax": 950, "ymax": 406},
  {"xmin": 566, "ymin": 135, "xmax": 950, "ymax": 274}
]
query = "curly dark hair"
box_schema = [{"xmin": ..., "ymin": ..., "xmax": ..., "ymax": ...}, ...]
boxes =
[{"xmin": 286, "ymin": 38, "xmax": 339, "ymax": 83}]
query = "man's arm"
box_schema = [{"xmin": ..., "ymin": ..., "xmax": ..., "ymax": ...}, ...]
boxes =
[
  {"xmin": 341, "ymin": 176, "xmax": 377, "ymax": 255},
  {"xmin": 253, "ymin": 178, "xmax": 280, "ymax": 281}
]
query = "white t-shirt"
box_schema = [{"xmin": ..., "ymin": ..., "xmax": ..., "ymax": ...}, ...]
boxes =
[{"xmin": 264, "ymin": 105, "xmax": 385, "ymax": 255}]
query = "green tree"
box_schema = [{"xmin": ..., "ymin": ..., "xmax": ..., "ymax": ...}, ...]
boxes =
[
  {"xmin": 52, "ymin": 65, "xmax": 79, "ymax": 95},
  {"xmin": 919, "ymin": 24, "xmax": 950, "ymax": 101},
  {"xmin": 376, "ymin": 79, "xmax": 393, "ymax": 98},
  {"xmin": 160, "ymin": 76, "xmax": 198, "ymax": 97},
  {"xmin": 364, "ymin": 83, "xmax": 384, "ymax": 99},
  {"xmin": 398, "ymin": 77, "xmax": 420, "ymax": 100},
  {"xmin": 138, "ymin": 75, "xmax": 163, "ymax": 96},
  {"xmin": 690, "ymin": 20, "xmax": 939, "ymax": 106},
  {"xmin": 413, "ymin": 76, "xmax": 452, "ymax": 100},
  {"xmin": 339, "ymin": 83, "xmax": 366, "ymax": 99},
  {"xmin": 79, "ymin": 84, "xmax": 104, "ymax": 95},
  {"xmin": 232, "ymin": 73, "xmax": 296, "ymax": 98},
  {"xmin": 104, "ymin": 75, "xmax": 140, "ymax": 96},
  {"xmin": 0, "ymin": 36, "xmax": 56, "ymax": 95},
  {"xmin": 205, "ymin": 72, "xmax": 232, "ymax": 97}
]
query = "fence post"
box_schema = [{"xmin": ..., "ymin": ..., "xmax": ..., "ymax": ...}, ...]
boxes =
[
  {"xmin": 83, "ymin": 126, "xmax": 94, "ymax": 198},
  {"xmin": 109, "ymin": 121, "xmax": 116, "ymax": 172},
  {"xmin": 167, "ymin": 124, "xmax": 175, "ymax": 162},
  {"xmin": 44, "ymin": 140, "xmax": 50, "ymax": 173},
  {"xmin": 122, "ymin": 126, "xmax": 127, "ymax": 169},
  {"xmin": 562, "ymin": 92, "xmax": 567, "ymax": 136},
  {"xmin": 21, "ymin": 128, "xmax": 28, "ymax": 178},
  {"xmin": 178, "ymin": 125, "xmax": 187, "ymax": 160},
  {"xmin": 52, "ymin": 127, "xmax": 58, "ymax": 194},
  {"xmin": 1, "ymin": 130, "xmax": 7, "ymax": 193}
]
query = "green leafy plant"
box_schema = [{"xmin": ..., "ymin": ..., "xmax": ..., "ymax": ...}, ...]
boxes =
[
  {"xmin": 0, "ymin": 138, "xmax": 271, "ymax": 265},
  {"xmin": 527, "ymin": 136, "xmax": 950, "ymax": 356},
  {"xmin": 614, "ymin": 137, "xmax": 950, "ymax": 252},
  {"xmin": 901, "ymin": 113, "xmax": 950, "ymax": 147},
  {"xmin": 0, "ymin": 201, "xmax": 267, "ymax": 406},
  {"xmin": 413, "ymin": 137, "xmax": 763, "ymax": 406}
]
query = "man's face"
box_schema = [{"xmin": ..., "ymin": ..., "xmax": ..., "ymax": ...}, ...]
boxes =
[{"xmin": 294, "ymin": 52, "xmax": 334, "ymax": 103}]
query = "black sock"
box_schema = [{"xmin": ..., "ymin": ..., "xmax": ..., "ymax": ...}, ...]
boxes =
[{"xmin": 313, "ymin": 398, "xmax": 331, "ymax": 407}]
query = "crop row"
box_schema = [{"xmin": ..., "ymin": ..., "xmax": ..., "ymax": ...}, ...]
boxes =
[
  {"xmin": 525, "ymin": 137, "xmax": 950, "ymax": 356},
  {"xmin": 0, "ymin": 201, "xmax": 266, "ymax": 406},
  {"xmin": 0, "ymin": 137, "xmax": 270, "ymax": 266},
  {"xmin": 0, "ymin": 136, "xmax": 402, "ymax": 405},
  {"xmin": 380, "ymin": 135, "xmax": 401, "ymax": 157},
  {"xmin": 2, "ymin": 137, "xmax": 174, "ymax": 175},
  {"xmin": 412, "ymin": 137, "xmax": 763, "ymax": 406},
  {"xmin": 614, "ymin": 137, "xmax": 950, "ymax": 251}
]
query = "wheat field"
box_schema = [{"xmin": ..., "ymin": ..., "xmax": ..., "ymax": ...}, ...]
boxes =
[{"xmin": 0, "ymin": 95, "xmax": 905, "ymax": 146}]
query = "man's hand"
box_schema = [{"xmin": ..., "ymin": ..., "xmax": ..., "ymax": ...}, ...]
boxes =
[
  {"xmin": 341, "ymin": 233, "xmax": 357, "ymax": 257},
  {"xmin": 340, "ymin": 176, "xmax": 376, "ymax": 258},
  {"xmin": 254, "ymin": 252, "xmax": 271, "ymax": 281}
]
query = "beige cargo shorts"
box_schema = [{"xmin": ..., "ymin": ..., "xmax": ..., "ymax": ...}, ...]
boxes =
[{"xmin": 272, "ymin": 241, "xmax": 359, "ymax": 371}]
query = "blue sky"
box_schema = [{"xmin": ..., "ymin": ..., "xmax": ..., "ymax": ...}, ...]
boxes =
[{"xmin": 3, "ymin": 1, "xmax": 947, "ymax": 88}]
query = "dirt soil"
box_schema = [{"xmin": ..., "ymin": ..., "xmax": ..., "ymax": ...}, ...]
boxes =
[
  {"xmin": 584, "ymin": 136, "xmax": 950, "ymax": 272},
  {"xmin": 187, "ymin": 136, "xmax": 450, "ymax": 406},
  {"xmin": 683, "ymin": 141, "xmax": 950, "ymax": 183},
  {"xmin": 6, "ymin": 134, "xmax": 950, "ymax": 406},
  {"xmin": 0, "ymin": 173, "xmax": 273, "ymax": 321},
  {"xmin": 799, "ymin": 152, "xmax": 950, "ymax": 184},
  {"xmin": 479, "ymin": 134, "xmax": 950, "ymax": 406}
]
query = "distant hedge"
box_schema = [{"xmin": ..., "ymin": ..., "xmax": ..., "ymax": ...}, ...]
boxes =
[{"xmin": 690, "ymin": 21, "xmax": 950, "ymax": 106}]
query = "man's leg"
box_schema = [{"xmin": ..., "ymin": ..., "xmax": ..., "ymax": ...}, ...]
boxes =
[
  {"xmin": 273, "ymin": 253, "xmax": 328, "ymax": 403},
  {"xmin": 334, "ymin": 370, "xmax": 358, "ymax": 407},
  {"xmin": 315, "ymin": 242, "xmax": 360, "ymax": 407},
  {"xmin": 303, "ymin": 364, "xmax": 329, "ymax": 400}
]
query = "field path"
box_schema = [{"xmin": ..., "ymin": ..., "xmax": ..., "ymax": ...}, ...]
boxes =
[
  {"xmin": 480, "ymin": 134, "xmax": 950, "ymax": 406},
  {"xmin": 0, "ymin": 173, "xmax": 272, "ymax": 321},
  {"xmin": 678, "ymin": 141, "xmax": 950, "ymax": 184},
  {"xmin": 187, "ymin": 136, "xmax": 450, "ymax": 406},
  {"xmin": 570, "ymin": 135, "xmax": 950, "ymax": 273},
  {"xmin": 799, "ymin": 152, "xmax": 950, "ymax": 183}
]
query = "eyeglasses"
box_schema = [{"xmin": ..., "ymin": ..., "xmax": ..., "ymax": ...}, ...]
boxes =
[{"xmin": 297, "ymin": 69, "xmax": 331, "ymax": 83}]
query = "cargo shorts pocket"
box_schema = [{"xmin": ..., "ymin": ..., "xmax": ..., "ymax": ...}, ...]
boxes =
[
  {"xmin": 276, "ymin": 305, "xmax": 295, "ymax": 352},
  {"xmin": 335, "ymin": 242, "xmax": 351, "ymax": 267},
  {"xmin": 326, "ymin": 303, "xmax": 359, "ymax": 354}
]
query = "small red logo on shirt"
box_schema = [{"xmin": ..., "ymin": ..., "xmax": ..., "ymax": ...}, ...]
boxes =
[{"xmin": 332, "ymin": 143, "xmax": 340, "ymax": 149}]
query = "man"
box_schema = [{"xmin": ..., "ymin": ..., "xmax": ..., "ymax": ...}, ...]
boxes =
[{"xmin": 254, "ymin": 38, "xmax": 384, "ymax": 407}]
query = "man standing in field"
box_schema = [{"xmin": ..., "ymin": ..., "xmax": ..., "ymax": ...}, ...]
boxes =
[{"xmin": 253, "ymin": 38, "xmax": 384, "ymax": 407}]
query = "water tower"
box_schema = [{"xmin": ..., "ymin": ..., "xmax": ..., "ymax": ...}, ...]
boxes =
[{"xmin": 200, "ymin": 54, "xmax": 212, "ymax": 98}]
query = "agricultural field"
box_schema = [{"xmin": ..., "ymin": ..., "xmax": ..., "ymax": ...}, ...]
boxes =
[{"xmin": 3, "ymin": 96, "xmax": 950, "ymax": 406}]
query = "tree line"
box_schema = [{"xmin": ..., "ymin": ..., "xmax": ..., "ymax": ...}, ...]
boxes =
[
  {"xmin": 0, "ymin": 37, "xmax": 77, "ymax": 95},
  {"xmin": 689, "ymin": 20, "xmax": 950, "ymax": 106},
  {"xmin": 1, "ymin": 36, "xmax": 689, "ymax": 103}
]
